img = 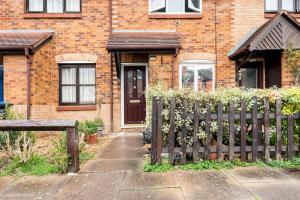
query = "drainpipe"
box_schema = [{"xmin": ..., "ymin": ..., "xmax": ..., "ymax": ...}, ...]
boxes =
[
  {"xmin": 214, "ymin": 0, "xmax": 218, "ymax": 88},
  {"xmin": 25, "ymin": 48, "xmax": 32, "ymax": 120},
  {"xmin": 109, "ymin": 0, "xmax": 114, "ymax": 132},
  {"xmin": 172, "ymin": 48, "xmax": 179, "ymax": 89}
]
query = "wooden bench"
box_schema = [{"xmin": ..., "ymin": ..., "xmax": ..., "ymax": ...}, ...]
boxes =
[{"xmin": 0, "ymin": 120, "xmax": 79, "ymax": 173}]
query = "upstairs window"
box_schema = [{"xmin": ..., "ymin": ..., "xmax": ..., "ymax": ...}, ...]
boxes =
[
  {"xmin": 150, "ymin": 0, "xmax": 202, "ymax": 14},
  {"xmin": 265, "ymin": 0, "xmax": 299, "ymax": 12},
  {"xmin": 27, "ymin": 0, "xmax": 81, "ymax": 13}
]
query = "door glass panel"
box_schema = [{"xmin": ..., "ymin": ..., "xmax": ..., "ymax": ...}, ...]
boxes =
[
  {"xmin": 182, "ymin": 66, "xmax": 195, "ymax": 90},
  {"xmin": 240, "ymin": 68, "xmax": 257, "ymax": 89},
  {"xmin": 127, "ymin": 70, "xmax": 133, "ymax": 98},
  {"xmin": 136, "ymin": 69, "xmax": 143, "ymax": 98},
  {"xmin": 197, "ymin": 66, "xmax": 213, "ymax": 92}
]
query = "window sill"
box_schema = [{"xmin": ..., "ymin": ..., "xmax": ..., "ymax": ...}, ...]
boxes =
[
  {"xmin": 265, "ymin": 12, "xmax": 300, "ymax": 18},
  {"xmin": 23, "ymin": 13, "xmax": 82, "ymax": 19},
  {"xmin": 57, "ymin": 105, "xmax": 97, "ymax": 111},
  {"xmin": 148, "ymin": 13, "xmax": 202, "ymax": 19}
]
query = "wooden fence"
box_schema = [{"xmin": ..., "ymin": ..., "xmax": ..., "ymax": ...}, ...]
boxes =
[
  {"xmin": 151, "ymin": 96, "xmax": 300, "ymax": 165},
  {"xmin": 0, "ymin": 120, "xmax": 80, "ymax": 173}
]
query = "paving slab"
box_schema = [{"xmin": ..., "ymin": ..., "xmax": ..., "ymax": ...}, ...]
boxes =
[
  {"xmin": 0, "ymin": 176, "xmax": 14, "ymax": 191},
  {"xmin": 121, "ymin": 171, "xmax": 179, "ymax": 189},
  {"xmin": 117, "ymin": 188, "xmax": 185, "ymax": 200},
  {"xmin": 176, "ymin": 170, "xmax": 254, "ymax": 200},
  {"xmin": 281, "ymin": 169, "xmax": 300, "ymax": 180},
  {"xmin": 243, "ymin": 182, "xmax": 300, "ymax": 200},
  {"xmin": 229, "ymin": 166, "xmax": 292, "ymax": 183},
  {"xmin": 97, "ymin": 135, "xmax": 144, "ymax": 159},
  {"xmin": 80, "ymin": 159, "xmax": 143, "ymax": 172},
  {"xmin": 55, "ymin": 171, "xmax": 124, "ymax": 200},
  {"xmin": 0, "ymin": 175, "xmax": 70, "ymax": 200}
]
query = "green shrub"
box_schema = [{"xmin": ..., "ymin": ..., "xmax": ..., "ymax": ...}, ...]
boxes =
[
  {"xmin": 0, "ymin": 106, "xmax": 36, "ymax": 150},
  {"xmin": 78, "ymin": 118, "xmax": 104, "ymax": 135},
  {"xmin": 0, "ymin": 155, "xmax": 59, "ymax": 177},
  {"xmin": 51, "ymin": 133, "xmax": 69, "ymax": 173},
  {"xmin": 146, "ymin": 84, "xmax": 300, "ymax": 147}
]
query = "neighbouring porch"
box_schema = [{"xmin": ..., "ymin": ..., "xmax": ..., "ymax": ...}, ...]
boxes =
[
  {"xmin": 229, "ymin": 11, "xmax": 300, "ymax": 88},
  {"xmin": 107, "ymin": 30, "xmax": 181, "ymax": 127}
]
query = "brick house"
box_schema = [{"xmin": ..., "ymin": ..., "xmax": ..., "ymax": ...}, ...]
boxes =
[{"xmin": 0, "ymin": 0, "xmax": 299, "ymax": 133}]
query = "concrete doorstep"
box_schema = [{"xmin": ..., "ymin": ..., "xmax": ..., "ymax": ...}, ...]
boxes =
[{"xmin": 1, "ymin": 134, "xmax": 300, "ymax": 200}]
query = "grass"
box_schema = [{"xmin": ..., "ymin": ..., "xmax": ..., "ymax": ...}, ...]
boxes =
[
  {"xmin": 0, "ymin": 155, "xmax": 60, "ymax": 177},
  {"xmin": 143, "ymin": 156, "xmax": 300, "ymax": 173}
]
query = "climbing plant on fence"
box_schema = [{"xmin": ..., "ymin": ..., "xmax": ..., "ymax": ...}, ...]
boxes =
[{"xmin": 146, "ymin": 84, "xmax": 300, "ymax": 164}]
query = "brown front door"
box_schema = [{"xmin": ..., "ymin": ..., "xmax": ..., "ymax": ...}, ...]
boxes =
[{"xmin": 124, "ymin": 66, "xmax": 146, "ymax": 124}]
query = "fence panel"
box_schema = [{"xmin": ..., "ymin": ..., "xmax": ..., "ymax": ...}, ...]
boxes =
[{"xmin": 150, "ymin": 96, "xmax": 300, "ymax": 164}]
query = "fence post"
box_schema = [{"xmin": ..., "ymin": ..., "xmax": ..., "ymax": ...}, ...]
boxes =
[
  {"xmin": 204, "ymin": 104, "xmax": 212, "ymax": 160},
  {"xmin": 240, "ymin": 99, "xmax": 247, "ymax": 162},
  {"xmin": 66, "ymin": 121, "xmax": 79, "ymax": 173},
  {"xmin": 287, "ymin": 115, "xmax": 294, "ymax": 160},
  {"xmin": 217, "ymin": 102, "xmax": 223, "ymax": 161},
  {"xmin": 193, "ymin": 102, "xmax": 200, "ymax": 163},
  {"xmin": 264, "ymin": 98, "xmax": 270, "ymax": 162},
  {"xmin": 151, "ymin": 97, "xmax": 158, "ymax": 164},
  {"xmin": 168, "ymin": 98, "xmax": 176, "ymax": 164},
  {"xmin": 181, "ymin": 100, "xmax": 188, "ymax": 164},
  {"xmin": 229, "ymin": 101, "xmax": 235, "ymax": 161},
  {"xmin": 276, "ymin": 99, "xmax": 282, "ymax": 160},
  {"xmin": 156, "ymin": 97, "xmax": 163, "ymax": 164},
  {"xmin": 252, "ymin": 97, "xmax": 258, "ymax": 162}
]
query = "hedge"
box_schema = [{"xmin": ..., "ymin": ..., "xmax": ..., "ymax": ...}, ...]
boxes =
[{"xmin": 145, "ymin": 83, "xmax": 300, "ymax": 147}]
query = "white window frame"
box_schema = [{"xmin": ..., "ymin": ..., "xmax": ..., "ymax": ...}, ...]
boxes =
[
  {"xmin": 149, "ymin": 0, "xmax": 202, "ymax": 14},
  {"xmin": 179, "ymin": 60, "xmax": 215, "ymax": 92}
]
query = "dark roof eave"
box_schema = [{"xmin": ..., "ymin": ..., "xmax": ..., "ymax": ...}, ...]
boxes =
[
  {"xmin": 107, "ymin": 46, "xmax": 181, "ymax": 52},
  {"xmin": 229, "ymin": 47, "xmax": 249, "ymax": 59}
]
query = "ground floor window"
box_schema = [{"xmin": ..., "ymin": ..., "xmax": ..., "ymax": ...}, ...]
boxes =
[
  {"xmin": 180, "ymin": 62, "xmax": 214, "ymax": 92},
  {"xmin": 59, "ymin": 64, "xmax": 96, "ymax": 105}
]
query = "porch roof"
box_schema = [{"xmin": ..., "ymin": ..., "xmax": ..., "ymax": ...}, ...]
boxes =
[
  {"xmin": 0, "ymin": 30, "xmax": 53, "ymax": 53},
  {"xmin": 106, "ymin": 30, "xmax": 181, "ymax": 52},
  {"xmin": 229, "ymin": 11, "xmax": 300, "ymax": 59}
]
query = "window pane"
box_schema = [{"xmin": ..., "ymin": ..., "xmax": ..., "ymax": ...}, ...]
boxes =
[
  {"xmin": 47, "ymin": 0, "xmax": 63, "ymax": 13},
  {"xmin": 241, "ymin": 68, "xmax": 257, "ymax": 89},
  {"xmin": 150, "ymin": 0, "xmax": 166, "ymax": 12},
  {"xmin": 188, "ymin": 0, "xmax": 201, "ymax": 12},
  {"xmin": 182, "ymin": 66, "xmax": 194, "ymax": 90},
  {"xmin": 80, "ymin": 86, "xmax": 95, "ymax": 104},
  {"xmin": 66, "ymin": 0, "xmax": 81, "ymax": 12},
  {"xmin": 282, "ymin": 0, "xmax": 295, "ymax": 11},
  {"xmin": 167, "ymin": 0, "xmax": 184, "ymax": 13},
  {"xmin": 28, "ymin": 0, "xmax": 44, "ymax": 12},
  {"xmin": 62, "ymin": 86, "xmax": 76, "ymax": 103},
  {"xmin": 79, "ymin": 68, "xmax": 95, "ymax": 84},
  {"xmin": 62, "ymin": 68, "xmax": 76, "ymax": 85},
  {"xmin": 197, "ymin": 66, "xmax": 213, "ymax": 92},
  {"xmin": 265, "ymin": 0, "xmax": 279, "ymax": 11}
]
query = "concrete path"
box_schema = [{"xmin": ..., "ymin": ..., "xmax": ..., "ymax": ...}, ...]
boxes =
[{"xmin": 1, "ymin": 133, "xmax": 300, "ymax": 200}]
